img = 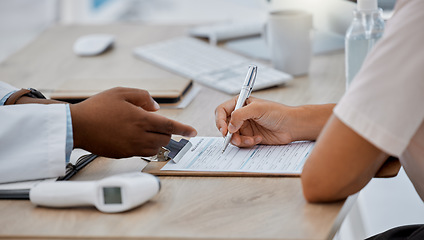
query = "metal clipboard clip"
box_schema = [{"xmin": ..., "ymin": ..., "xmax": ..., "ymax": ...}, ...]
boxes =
[{"xmin": 141, "ymin": 138, "xmax": 192, "ymax": 163}]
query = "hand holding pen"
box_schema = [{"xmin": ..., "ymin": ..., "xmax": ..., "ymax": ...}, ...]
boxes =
[{"xmin": 222, "ymin": 65, "xmax": 257, "ymax": 153}]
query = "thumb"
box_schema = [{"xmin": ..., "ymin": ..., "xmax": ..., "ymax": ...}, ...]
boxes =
[
  {"xmin": 228, "ymin": 102, "xmax": 262, "ymax": 133},
  {"xmin": 122, "ymin": 88, "xmax": 160, "ymax": 111}
]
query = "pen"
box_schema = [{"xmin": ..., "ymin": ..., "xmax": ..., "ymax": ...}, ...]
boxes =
[{"xmin": 222, "ymin": 65, "xmax": 257, "ymax": 153}]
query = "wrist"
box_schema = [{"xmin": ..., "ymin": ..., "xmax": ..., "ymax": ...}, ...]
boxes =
[
  {"xmin": 289, "ymin": 104, "xmax": 335, "ymax": 141},
  {"xmin": 5, "ymin": 88, "xmax": 50, "ymax": 105},
  {"xmin": 69, "ymin": 104, "xmax": 84, "ymax": 149}
]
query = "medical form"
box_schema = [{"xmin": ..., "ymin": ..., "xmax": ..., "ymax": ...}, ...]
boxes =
[{"xmin": 161, "ymin": 137, "xmax": 314, "ymax": 174}]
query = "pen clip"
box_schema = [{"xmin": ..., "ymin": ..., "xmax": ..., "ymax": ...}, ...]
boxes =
[{"xmin": 246, "ymin": 66, "xmax": 257, "ymax": 98}]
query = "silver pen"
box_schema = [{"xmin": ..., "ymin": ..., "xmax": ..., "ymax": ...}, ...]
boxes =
[{"xmin": 222, "ymin": 65, "xmax": 257, "ymax": 153}]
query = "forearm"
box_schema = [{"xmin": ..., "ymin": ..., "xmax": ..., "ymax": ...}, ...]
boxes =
[
  {"xmin": 15, "ymin": 96, "xmax": 74, "ymax": 160},
  {"xmin": 301, "ymin": 115, "xmax": 388, "ymax": 203},
  {"xmin": 0, "ymin": 104, "xmax": 69, "ymax": 183},
  {"xmin": 290, "ymin": 104, "xmax": 335, "ymax": 141}
]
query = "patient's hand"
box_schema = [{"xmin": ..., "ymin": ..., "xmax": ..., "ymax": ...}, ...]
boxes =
[
  {"xmin": 215, "ymin": 96, "xmax": 298, "ymax": 147},
  {"xmin": 215, "ymin": 96, "xmax": 334, "ymax": 148},
  {"xmin": 70, "ymin": 87, "xmax": 197, "ymax": 158}
]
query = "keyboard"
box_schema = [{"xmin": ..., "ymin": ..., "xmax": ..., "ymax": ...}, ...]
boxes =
[{"xmin": 133, "ymin": 37, "xmax": 292, "ymax": 94}]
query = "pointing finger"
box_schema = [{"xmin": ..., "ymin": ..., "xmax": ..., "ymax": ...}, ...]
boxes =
[{"xmin": 145, "ymin": 113, "xmax": 197, "ymax": 137}]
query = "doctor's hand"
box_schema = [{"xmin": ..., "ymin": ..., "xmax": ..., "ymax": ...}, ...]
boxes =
[
  {"xmin": 70, "ymin": 87, "xmax": 197, "ymax": 158},
  {"xmin": 215, "ymin": 96, "xmax": 334, "ymax": 148}
]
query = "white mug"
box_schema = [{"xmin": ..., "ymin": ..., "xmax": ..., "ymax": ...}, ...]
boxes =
[{"xmin": 266, "ymin": 10, "xmax": 313, "ymax": 76}]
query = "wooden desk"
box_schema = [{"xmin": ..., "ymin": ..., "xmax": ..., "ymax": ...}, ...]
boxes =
[{"xmin": 0, "ymin": 25, "xmax": 350, "ymax": 240}]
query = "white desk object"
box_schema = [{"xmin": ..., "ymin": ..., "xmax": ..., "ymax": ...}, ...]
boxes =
[
  {"xmin": 189, "ymin": 20, "xmax": 264, "ymax": 45},
  {"xmin": 30, "ymin": 172, "xmax": 160, "ymax": 213},
  {"xmin": 133, "ymin": 37, "xmax": 292, "ymax": 94},
  {"xmin": 73, "ymin": 34, "xmax": 115, "ymax": 56}
]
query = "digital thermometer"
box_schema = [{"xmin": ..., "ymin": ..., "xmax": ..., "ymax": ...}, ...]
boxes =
[{"xmin": 30, "ymin": 172, "xmax": 160, "ymax": 213}]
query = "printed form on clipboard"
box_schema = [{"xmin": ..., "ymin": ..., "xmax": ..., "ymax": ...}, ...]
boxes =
[{"xmin": 157, "ymin": 137, "xmax": 315, "ymax": 177}]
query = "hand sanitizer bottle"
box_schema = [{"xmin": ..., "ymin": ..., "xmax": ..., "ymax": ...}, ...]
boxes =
[{"xmin": 345, "ymin": 0, "xmax": 385, "ymax": 90}]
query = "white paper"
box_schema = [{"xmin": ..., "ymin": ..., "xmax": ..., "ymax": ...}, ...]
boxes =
[{"xmin": 161, "ymin": 137, "xmax": 314, "ymax": 174}]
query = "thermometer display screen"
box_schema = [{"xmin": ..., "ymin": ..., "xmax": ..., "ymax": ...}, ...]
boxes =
[{"xmin": 103, "ymin": 187, "xmax": 122, "ymax": 204}]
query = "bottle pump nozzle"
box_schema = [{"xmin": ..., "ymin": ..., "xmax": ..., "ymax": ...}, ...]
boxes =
[{"xmin": 357, "ymin": 0, "xmax": 378, "ymax": 12}]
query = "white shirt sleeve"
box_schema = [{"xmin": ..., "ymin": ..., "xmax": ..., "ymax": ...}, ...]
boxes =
[
  {"xmin": 334, "ymin": 0, "xmax": 424, "ymax": 157},
  {"xmin": 0, "ymin": 104, "xmax": 68, "ymax": 183}
]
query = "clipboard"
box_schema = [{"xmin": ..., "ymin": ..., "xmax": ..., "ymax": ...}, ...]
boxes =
[
  {"xmin": 142, "ymin": 139, "xmax": 401, "ymax": 178},
  {"xmin": 50, "ymin": 77, "xmax": 192, "ymax": 104}
]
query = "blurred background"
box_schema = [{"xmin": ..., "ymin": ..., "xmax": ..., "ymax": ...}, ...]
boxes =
[
  {"xmin": 0, "ymin": 0, "xmax": 397, "ymax": 62},
  {"xmin": 1, "ymin": 1, "xmax": 423, "ymax": 240}
]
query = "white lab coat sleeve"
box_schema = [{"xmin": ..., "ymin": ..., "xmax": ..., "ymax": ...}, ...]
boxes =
[
  {"xmin": 0, "ymin": 81, "xmax": 18, "ymax": 95},
  {"xmin": 0, "ymin": 81, "xmax": 18, "ymax": 103},
  {"xmin": 0, "ymin": 104, "xmax": 67, "ymax": 183}
]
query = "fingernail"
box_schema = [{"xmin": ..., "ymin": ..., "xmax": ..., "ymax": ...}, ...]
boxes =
[
  {"xmin": 189, "ymin": 131, "xmax": 197, "ymax": 137},
  {"xmin": 228, "ymin": 123, "xmax": 236, "ymax": 133},
  {"xmin": 153, "ymin": 100, "xmax": 160, "ymax": 110},
  {"xmin": 244, "ymin": 138, "xmax": 253, "ymax": 145}
]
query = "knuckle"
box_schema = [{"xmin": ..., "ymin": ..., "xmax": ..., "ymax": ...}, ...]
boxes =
[
  {"xmin": 138, "ymin": 89, "xmax": 150, "ymax": 98},
  {"xmin": 112, "ymin": 86, "xmax": 126, "ymax": 93},
  {"xmin": 134, "ymin": 117, "xmax": 148, "ymax": 129},
  {"xmin": 109, "ymin": 87, "xmax": 129, "ymax": 98}
]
